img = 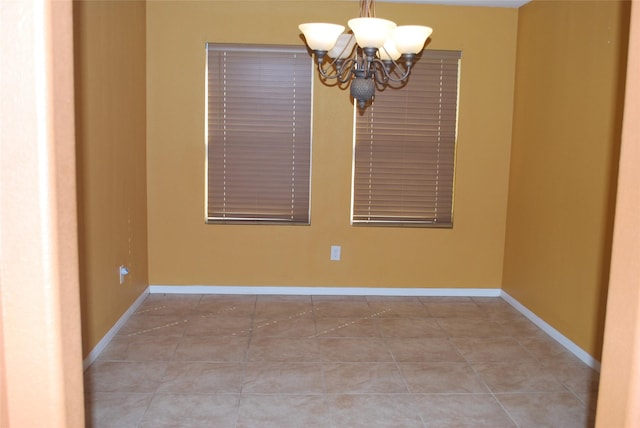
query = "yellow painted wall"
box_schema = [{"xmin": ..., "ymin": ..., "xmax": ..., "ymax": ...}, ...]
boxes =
[
  {"xmin": 502, "ymin": 0, "xmax": 631, "ymax": 359},
  {"xmin": 74, "ymin": 1, "xmax": 149, "ymax": 355},
  {"xmin": 146, "ymin": 1, "xmax": 518, "ymax": 288}
]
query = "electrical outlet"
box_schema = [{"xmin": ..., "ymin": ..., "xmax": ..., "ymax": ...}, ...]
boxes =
[
  {"xmin": 119, "ymin": 265, "xmax": 129, "ymax": 284},
  {"xmin": 330, "ymin": 245, "xmax": 341, "ymax": 261}
]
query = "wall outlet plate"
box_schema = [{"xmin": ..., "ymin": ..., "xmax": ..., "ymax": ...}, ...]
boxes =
[{"xmin": 330, "ymin": 245, "xmax": 341, "ymax": 261}]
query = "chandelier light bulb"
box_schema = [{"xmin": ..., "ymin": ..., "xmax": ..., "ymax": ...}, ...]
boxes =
[
  {"xmin": 328, "ymin": 34, "xmax": 357, "ymax": 59},
  {"xmin": 298, "ymin": 23, "xmax": 345, "ymax": 51},
  {"xmin": 393, "ymin": 25, "xmax": 433, "ymax": 54},
  {"xmin": 347, "ymin": 17, "xmax": 397, "ymax": 49},
  {"xmin": 378, "ymin": 38, "xmax": 401, "ymax": 61}
]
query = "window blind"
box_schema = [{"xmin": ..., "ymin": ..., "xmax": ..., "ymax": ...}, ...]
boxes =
[
  {"xmin": 352, "ymin": 50, "xmax": 461, "ymax": 227},
  {"xmin": 206, "ymin": 44, "xmax": 312, "ymax": 224}
]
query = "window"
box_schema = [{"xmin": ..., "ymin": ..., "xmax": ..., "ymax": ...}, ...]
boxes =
[
  {"xmin": 352, "ymin": 50, "xmax": 461, "ymax": 227},
  {"xmin": 206, "ymin": 44, "xmax": 312, "ymax": 224}
]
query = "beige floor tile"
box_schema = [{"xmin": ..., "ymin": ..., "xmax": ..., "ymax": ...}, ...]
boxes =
[
  {"xmin": 472, "ymin": 361, "xmax": 567, "ymax": 393},
  {"xmin": 85, "ymin": 392, "xmax": 152, "ymax": 428},
  {"xmin": 419, "ymin": 296, "xmax": 474, "ymax": 304},
  {"xmin": 542, "ymin": 360, "xmax": 600, "ymax": 397},
  {"xmin": 242, "ymin": 362, "xmax": 324, "ymax": 394},
  {"xmin": 366, "ymin": 300, "xmax": 431, "ymax": 318},
  {"xmin": 138, "ymin": 393, "xmax": 240, "ymax": 427},
  {"xmin": 312, "ymin": 295, "xmax": 368, "ymax": 302},
  {"xmin": 495, "ymin": 318, "xmax": 550, "ymax": 338},
  {"xmin": 157, "ymin": 362, "xmax": 245, "ymax": 394},
  {"xmin": 496, "ymin": 392, "xmax": 594, "ymax": 428},
  {"xmin": 424, "ymin": 302, "xmax": 489, "ymax": 319},
  {"xmin": 196, "ymin": 295, "xmax": 256, "ymax": 317},
  {"xmin": 237, "ymin": 394, "xmax": 330, "ymax": 428},
  {"xmin": 436, "ymin": 318, "xmax": 509, "ymax": 338},
  {"xmin": 518, "ymin": 336, "xmax": 581, "ymax": 364},
  {"xmin": 85, "ymin": 361, "xmax": 168, "ymax": 393},
  {"xmin": 366, "ymin": 296, "xmax": 422, "ymax": 303},
  {"xmin": 254, "ymin": 296, "xmax": 313, "ymax": 318},
  {"xmin": 173, "ymin": 335, "xmax": 249, "ymax": 362},
  {"xmin": 136, "ymin": 294, "xmax": 202, "ymax": 316},
  {"xmin": 185, "ymin": 315, "xmax": 253, "ymax": 336},
  {"xmin": 318, "ymin": 337, "xmax": 393, "ymax": 362},
  {"xmin": 98, "ymin": 335, "xmax": 180, "ymax": 361},
  {"xmin": 324, "ymin": 362, "xmax": 408, "ymax": 393},
  {"xmin": 313, "ymin": 300, "xmax": 376, "ymax": 318},
  {"xmin": 386, "ymin": 337, "xmax": 465, "ymax": 362},
  {"xmin": 256, "ymin": 294, "xmax": 313, "ymax": 303},
  {"xmin": 413, "ymin": 393, "xmax": 517, "ymax": 427},
  {"xmin": 377, "ymin": 318, "xmax": 448, "ymax": 338},
  {"xmin": 248, "ymin": 336, "xmax": 321, "ymax": 362},
  {"xmin": 251, "ymin": 316, "xmax": 317, "ymax": 337},
  {"xmin": 451, "ymin": 337, "xmax": 536, "ymax": 362},
  {"xmin": 327, "ymin": 394, "xmax": 423, "ymax": 427},
  {"xmin": 400, "ymin": 362, "xmax": 489, "ymax": 393},
  {"xmin": 314, "ymin": 317, "xmax": 381, "ymax": 337},
  {"xmin": 116, "ymin": 314, "xmax": 189, "ymax": 337},
  {"xmin": 471, "ymin": 296, "xmax": 513, "ymax": 307}
]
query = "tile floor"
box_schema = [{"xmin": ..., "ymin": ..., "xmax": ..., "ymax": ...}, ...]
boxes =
[{"xmin": 84, "ymin": 294, "xmax": 599, "ymax": 427}]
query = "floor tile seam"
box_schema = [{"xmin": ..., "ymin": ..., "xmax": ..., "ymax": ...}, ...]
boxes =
[
  {"xmin": 466, "ymin": 362, "xmax": 522, "ymax": 428},
  {"xmin": 147, "ymin": 391, "xmax": 243, "ymax": 397},
  {"xmin": 320, "ymin": 357, "xmax": 330, "ymax": 423},
  {"xmin": 238, "ymin": 391, "xmax": 328, "ymax": 397},
  {"xmin": 135, "ymin": 388, "xmax": 161, "ymax": 428},
  {"xmin": 563, "ymin": 384, "xmax": 594, "ymax": 408},
  {"xmin": 386, "ymin": 336, "xmax": 413, "ymax": 394},
  {"xmin": 464, "ymin": 357, "xmax": 520, "ymax": 428}
]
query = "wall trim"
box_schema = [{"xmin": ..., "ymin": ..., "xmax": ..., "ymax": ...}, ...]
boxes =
[
  {"xmin": 500, "ymin": 290, "xmax": 601, "ymax": 371},
  {"xmin": 82, "ymin": 287, "xmax": 150, "ymax": 370},
  {"xmin": 148, "ymin": 285, "xmax": 503, "ymax": 297}
]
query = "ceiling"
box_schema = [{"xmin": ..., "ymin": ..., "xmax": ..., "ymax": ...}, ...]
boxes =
[{"xmin": 380, "ymin": 0, "xmax": 531, "ymax": 8}]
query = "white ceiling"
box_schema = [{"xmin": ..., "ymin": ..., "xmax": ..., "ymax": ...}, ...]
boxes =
[{"xmin": 380, "ymin": 0, "xmax": 530, "ymax": 8}]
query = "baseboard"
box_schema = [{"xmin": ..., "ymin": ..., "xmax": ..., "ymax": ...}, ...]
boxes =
[
  {"xmin": 82, "ymin": 287, "xmax": 150, "ymax": 370},
  {"xmin": 148, "ymin": 285, "xmax": 503, "ymax": 297},
  {"xmin": 501, "ymin": 290, "xmax": 601, "ymax": 371}
]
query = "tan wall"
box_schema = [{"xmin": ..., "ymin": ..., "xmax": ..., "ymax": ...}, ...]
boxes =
[
  {"xmin": 74, "ymin": 1, "xmax": 149, "ymax": 355},
  {"xmin": 502, "ymin": 0, "xmax": 631, "ymax": 359},
  {"xmin": 146, "ymin": 1, "xmax": 518, "ymax": 289}
]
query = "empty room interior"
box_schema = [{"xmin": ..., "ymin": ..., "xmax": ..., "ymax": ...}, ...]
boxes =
[{"xmin": 6, "ymin": 0, "xmax": 639, "ymax": 426}]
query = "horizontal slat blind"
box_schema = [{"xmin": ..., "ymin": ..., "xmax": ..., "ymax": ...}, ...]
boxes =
[
  {"xmin": 207, "ymin": 44, "xmax": 312, "ymax": 223},
  {"xmin": 353, "ymin": 50, "xmax": 461, "ymax": 227}
]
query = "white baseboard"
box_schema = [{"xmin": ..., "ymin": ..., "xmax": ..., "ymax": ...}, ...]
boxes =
[
  {"xmin": 148, "ymin": 285, "xmax": 502, "ymax": 297},
  {"xmin": 501, "ymin": 290, "xmax": 601, "ymax": 371},
  {"xmin": 83, "ymin": 287, "xmax": 150, "ymax": 370}
]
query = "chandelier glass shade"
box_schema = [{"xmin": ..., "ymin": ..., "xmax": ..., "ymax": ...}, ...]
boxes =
[{"xmin": 298, "ymin": 0, "xmax": 432, "ymax": 108}]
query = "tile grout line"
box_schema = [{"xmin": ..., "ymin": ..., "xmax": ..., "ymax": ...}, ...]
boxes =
[
  {"xmin": 461, "ymin": 341, "xmax": 522, "ymax": 428},
  {"xmin": 135, "ymin": 295, "xmax": 205, "ymax": 428}
]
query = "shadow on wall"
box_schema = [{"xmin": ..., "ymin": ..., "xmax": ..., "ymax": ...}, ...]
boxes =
[{"xmin": 594, "ymin": 0, "xmax": 632, "ymax": 362}]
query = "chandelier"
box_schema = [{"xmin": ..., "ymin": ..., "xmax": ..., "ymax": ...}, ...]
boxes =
[{"xmin": 298, "ymin": 0, "xmax": 432, "ymax": 109}]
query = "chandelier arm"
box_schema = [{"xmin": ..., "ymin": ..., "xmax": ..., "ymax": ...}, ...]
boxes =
[
  {"xmin": 370, "ymin": 58, "xmax": 413, "ymax": 83},
  {"xmin": 336, "ymin": 58, "xmax": 358, "ymax": 83},
  {"xmin": 371, "ymin": 63, "xmax": 390, "ymax": 85},
  {"xmin": 316, "ymin": 62, "xmax": 341, "ymax": 80},
  {"xmin": 314, "ymin": 55, "xmax": 357, "ymax": 82}
]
